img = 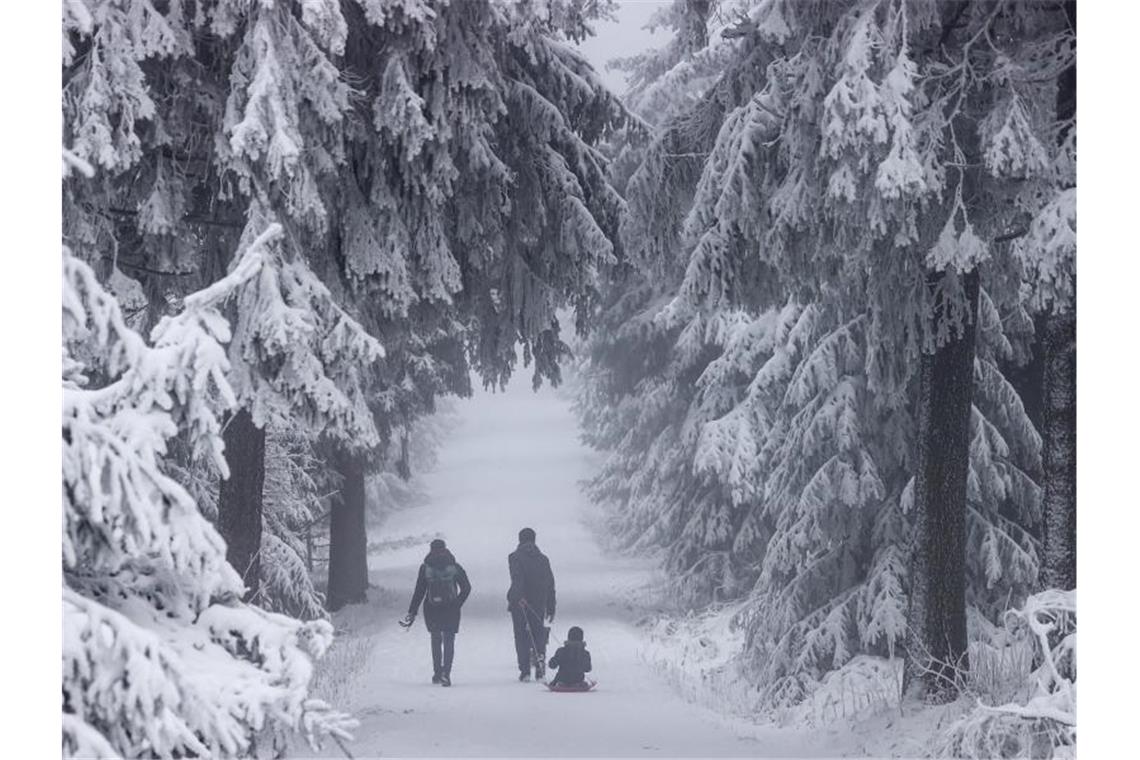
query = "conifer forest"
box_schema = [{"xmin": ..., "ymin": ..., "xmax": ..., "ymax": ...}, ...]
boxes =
[{"xmin": 61, "ymin": 1, "xmax": 1076, "ymax": 757}]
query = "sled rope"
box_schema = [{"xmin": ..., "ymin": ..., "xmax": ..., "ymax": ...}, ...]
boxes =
[
  {"xmin": 332, "ymin": 733, "xmax": 356, "ymax": 759},
  {"xmin": 519, "ymin": 599, "xmax": 547, "ymax": 677}
]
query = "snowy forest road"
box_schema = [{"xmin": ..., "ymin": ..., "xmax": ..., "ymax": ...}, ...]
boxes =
[{"xmin": 311, "ymin": 371, "xmax": 833, "ymax": 758}]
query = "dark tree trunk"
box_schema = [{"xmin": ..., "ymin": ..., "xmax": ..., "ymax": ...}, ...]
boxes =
[
  {"xmin": 218, "ymin": 408, "xmax": 266, "ymax": 602},
  {"xmin": 1040, "ymin": 309, "xmax": 1076, "ymax": 590},
  {"xmin": 683, "ymin": 0, "xmax": 711, "ymax": 54},
  {"xmin": 1040, "ymin": 0, "xmax": 1077, "ymax": 592},
  {"xmin": 904, "ymin": 269, "xmax": 979, "ymax": 703},
  {"xmin": 326, "ymin": 447, "xmax": 370, "ymax": 611}
]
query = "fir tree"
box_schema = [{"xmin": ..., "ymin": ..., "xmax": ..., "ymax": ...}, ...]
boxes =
[
  {"xmin": 576, "ymin": 0, "xmax": 1068, "ymax": 711},
  {"xmin": 62, "ymin": 0, "xmax": 385, "ymax": 607},
  {"xmin": 63, "ymin": 212, "xmax": 353, "ymax": 757},
  {"xmin": 646, "ymin": 0, "xmax": 1073, "ymax": 702},
  {"xmin": 315, "ymin": 0, "xmax": 631, "ymax": 603}
]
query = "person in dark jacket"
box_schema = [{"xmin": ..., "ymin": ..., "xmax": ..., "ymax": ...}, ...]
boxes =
[
  {"xmin": 507, "ymin": 527, "xmax": 556, "ymax": 681},
  {"xmin": 548, "ymin": 626, "xmax": 592, "ymax": 687},
  {"xmin": 401, "ymin": 539, "xmax": 471, "ymax": 687}
]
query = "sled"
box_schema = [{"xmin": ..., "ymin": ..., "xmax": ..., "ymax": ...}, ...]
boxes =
[{"xmin": 545, "ymin": 679, "xmax": 597, "ymax": 692}]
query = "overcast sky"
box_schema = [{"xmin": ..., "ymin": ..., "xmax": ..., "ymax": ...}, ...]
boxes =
[{"xmin": 574, "ymin": 1, "xmax": 671, "ymax": 95}]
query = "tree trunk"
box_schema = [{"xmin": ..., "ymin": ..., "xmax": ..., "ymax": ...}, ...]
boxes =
[
  {"xmin": 683, "ymin": 0, "xmax": 711, "ymax": 54},
  {"xmin": 326, "ymin": 447, "xmax": 370, "ymax": 611},
  {"xmin": 1040, "ymin": 0, "xmax": 1077, "ymax": 592},
  {"xmin": 904, "ymin": 269, "xmax": 979, "ymax": 703},
  {"xmin": 1040, "ymin": 309, "xmax": 1076, "ymax": 590},
  {"xmin": 218, "ymin": 408, "xmax": 266, "ymax": 602}
]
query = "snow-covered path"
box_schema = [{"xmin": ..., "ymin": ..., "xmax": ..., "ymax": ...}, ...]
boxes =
[{"xmin": 314, "ymin": 373, "xmax": 834, "ymax": 758}]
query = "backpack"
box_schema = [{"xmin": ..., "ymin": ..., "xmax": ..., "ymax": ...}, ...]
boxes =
[{"xmin": 424, "ymin": 564, "xmax": 459, "ymax": 606}]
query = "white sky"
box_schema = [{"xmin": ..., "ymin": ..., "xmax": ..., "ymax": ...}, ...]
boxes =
[{"xmin": 574, "ymin": 1, "xmax": 672, "ymax": 95}]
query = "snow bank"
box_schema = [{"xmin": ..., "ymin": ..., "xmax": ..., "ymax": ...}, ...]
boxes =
[
  {"xmin": 639, "ymin": 603, "xmax": 761, "ymax": 721},
  {"xmin": 637, "ymin": 587, "xmax": 1076, "ymax": 759},
  {"xmin": 639, "ymin": 602, "xmax": 904, "ymax": 728},
  {"xmin": 936, "ymin": 589, "xmax": 1075, "ymax": 759}
]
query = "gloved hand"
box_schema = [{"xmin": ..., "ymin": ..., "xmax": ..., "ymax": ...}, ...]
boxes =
[{"xmin": 398, "ymin": 613, "xmax": 416, "ymax": 629}]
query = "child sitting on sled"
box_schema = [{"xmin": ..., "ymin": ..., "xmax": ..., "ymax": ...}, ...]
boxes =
[{"xmin": 548, "ymin": 626, "xmax": 592, "ymax": 688}]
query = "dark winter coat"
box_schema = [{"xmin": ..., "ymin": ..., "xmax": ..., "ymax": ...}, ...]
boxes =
[
  {"xmin": 408, "ymin": 548, "xmax": 471, "ymax": 633},
  {"xmin": 548, "ymin": 640, "xmax": 592, "ymax": 685},
  {"xmin": 506, "ymin": 541, "xmax": 556, "ymax": 617}
]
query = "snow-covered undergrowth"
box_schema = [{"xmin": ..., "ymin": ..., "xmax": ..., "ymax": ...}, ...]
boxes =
[
  {"xmin": 784, "ymin": 657, "xmax": 903, "ymax": 729},
  {"xmin": 308, "ymin": 635, "xmax": 376, "ymax": 715},
  {"xmin": 936, "ymin": 589, "xmax": 1076, "ymax": 759},
  {"xmin": 640, "ymin": 604, "xmax": 903, "ymax": 728},
  {"xmin": 638, "ymin": 589, "xmax": 1074, "ymax": 758},
  {"xmin": 639, "ymin": 604, "xmax": 759, "ymax": 720}
]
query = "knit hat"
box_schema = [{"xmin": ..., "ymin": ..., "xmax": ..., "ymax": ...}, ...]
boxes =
[
  {"xmin": 568, "ymin": 626, "xmax": 584, "ymax": 642},
  {"xmin": 430, "ymin": 538, "xmax": 446, "ymax": 551},
  {"xmin": 518, "ymin": 527, "xmax": 536, "ymax": 543}
]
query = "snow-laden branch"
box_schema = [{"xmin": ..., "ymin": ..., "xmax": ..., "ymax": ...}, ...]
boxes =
[{"xmin": 63, "ymin": 241, "xmax": 357, "ymax": 757}]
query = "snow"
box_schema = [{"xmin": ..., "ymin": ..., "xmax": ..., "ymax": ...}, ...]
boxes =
[{"xmin": 308, "ymin": 369, "xmax": 840, "ymax": 757}]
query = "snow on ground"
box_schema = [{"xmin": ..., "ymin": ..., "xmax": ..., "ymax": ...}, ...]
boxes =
[{"xmin": 307, "ymin": 371, "xmax": 842, "ymax": 758}]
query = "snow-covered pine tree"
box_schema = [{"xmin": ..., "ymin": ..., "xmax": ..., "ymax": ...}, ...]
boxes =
[
  {"xmin": 64, "ymin": 0, "xmax": 632, "ymax": 611},
  {"xmin": 651, "ymin": 0, "xmax": 1073, "ymax": 701},
  {"xmin": 221, "ymin": 206, "xmax": 383, "ymax": 602},
  {"xmin": 260, "ymin": 425, "xmax": 331, "ymax": 621},
  {"xmin": 169, "ymin": 420, "xmax": 335, "ymax": 621},
  {"xmin": 333, "ymin": 0, "xmax": 630, "ymax": 390},
  {"xmin": 63, "ymin": 211, "xmax": 353, "ymax": 757},
  {"xmin": 577, "ymin": 288, "xmax": 1043, "ymax": 709},
  {"xmin": 576, "ymin": 0, "xmax": 1064, "ymax": 711},
  {"xmin": 578, "ymin": 303, "xmax": 743, "ymax": 606},
  {"xmin": 63, "ymin": 0, "xmax": 386, "ymax": 605},
  {"xmin": 728, "ymin": 295, "xmax": 1042, "ymax": 710},
  {"xmin": 572, "ymin": 0, "xmax": 742, "ymax": 604},
  {"xmin": 304, "ymin": 0, "xmax": 632, "ymax": 604}
]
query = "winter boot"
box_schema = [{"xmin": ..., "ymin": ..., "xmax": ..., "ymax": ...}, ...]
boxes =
[
  {"xmin": 518, "ymin": 669, "xmax": 531, "ymax": 682},
  {"xmin": 534, "ymin": 659, "xmax": 546, "ymax": 681},
  {"xmin": 440, "ymin": 671, "xmax": 452, "ymax": 687},
  {"xmin": 432, "ymin": 671, "xmax": 442, "ymax": 685}
]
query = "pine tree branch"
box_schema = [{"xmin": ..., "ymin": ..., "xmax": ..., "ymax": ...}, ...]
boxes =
[
  {"xmin": 113, "ymin": 260, "xmax": 198, "ymax": 278},
  {"xmin": 993, "ymin": 227, "xmax": 1030, "ymax": 244},
  {"xmin": 105, "ymin": 207, "xmax": 245, "ymax": 230}
]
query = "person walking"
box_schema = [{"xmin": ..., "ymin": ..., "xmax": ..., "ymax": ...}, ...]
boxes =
[
  {"xmin": 401, "ymin": 538, "xmax": 472, "ymax": 687},
  {"xmin": 506, "ymin": 527, "xmax": 556, "ymax": 681}
]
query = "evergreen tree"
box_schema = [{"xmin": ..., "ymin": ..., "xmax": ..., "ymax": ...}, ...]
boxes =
[
  {"xmin": 63, "ymin": 209, "xmax": 353, "ymax": 756},
  {"xmin": 315, "ymin": 0, "xmax": 631, "ymax": 604},
  {"xmin": 260, "ymin": 425, "xmax": 331, "ymax": 621},
  {"xmin": 648, "ymin": 0, "xmax": 1072, "ymax": 702},
  {"xmin": 64, "ymin": 0, "xmax": 630, "ymax": 618},
  {"xmin": 576, "ymin": 0, "xmax": 1070, "ymax": 709},
  {"xmin": 63, "ymin": 0, "xmax": 384, "ymax": 606}
]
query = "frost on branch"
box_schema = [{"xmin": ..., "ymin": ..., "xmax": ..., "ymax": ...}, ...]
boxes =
[
  {"xmin": 221, "ymin": 3, "xmax": 351, "ymax": 230},
  {"xmin": 226, "ymin": 209, "xmax": 384, "ymax": 447},
  {"xmin": 576, "ymin": 0, "xmax": 1068, "ymax": 726},
  {"xmin": 1015, "ymin": 188, "xmax": 1076, "ymax": 315},
  {"xmin": 937, "ymin": 589, "xmax": 1076, "ymax": 759},
  {"xmin": 63, "ymin": 0, "xmax": 187, "ymax": 171},
  {"xmin": 63, "ymin": 236, "xmax": 355, "ymax": 757},
  {"xmin": 258, "ymin": 425, "xmax": 330, "ymax": 621}
]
